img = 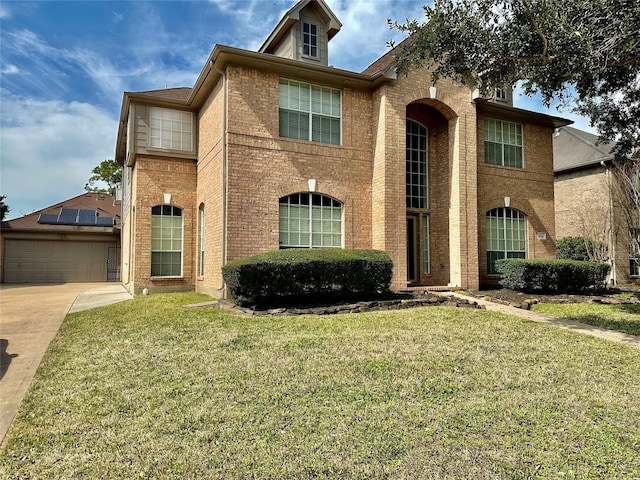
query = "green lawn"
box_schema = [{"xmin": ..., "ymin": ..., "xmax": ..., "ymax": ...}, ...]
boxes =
[
  {"xmin": 533, "ymin": 302, "xmax": 640, "ymax": 337},
  {"xmin": 1, "ymin": 293, "xmax": 639, "ymax": 479}
]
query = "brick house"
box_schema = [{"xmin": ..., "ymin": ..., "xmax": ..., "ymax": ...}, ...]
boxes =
[
  {"xmin": 554, "ymin": 126, "xmax": 640, "ymax": 285},
  {"xmin": 115, "ymin": 0, "xmax": 570, "ymax": 296}
]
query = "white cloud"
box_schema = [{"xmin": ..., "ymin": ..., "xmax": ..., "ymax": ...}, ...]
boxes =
[
  {"xmin": 1, "ymin": 64, "xmax": 20, "ymax": 74},
  {"xmin": 0, "ymin": 92, "xmax": 117, "ymax": 217},
  {"xmin": 0, "ymin": 3, "xmax": 10, "ymax": 19}
]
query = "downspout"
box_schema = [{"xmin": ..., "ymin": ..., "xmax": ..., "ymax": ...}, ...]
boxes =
[
  {"xmin": 603, "ymin": 161, "xmax": 616, "ymax": 285},
  {"xmin": 213, "ymin": 61, "xmax": 228, "ymax": 297}
]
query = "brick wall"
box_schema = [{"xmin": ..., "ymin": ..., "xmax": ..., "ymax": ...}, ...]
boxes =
[
  {"xmin": 477, "ymin": 118, "xmax": 556, "ymax": 287},
  {"xmin": 131, "ymin": 156, "xmax": 197, "ymax": 293}
]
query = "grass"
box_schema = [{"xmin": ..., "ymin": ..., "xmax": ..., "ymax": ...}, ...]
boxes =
[
  {"xmin": 532, "ymin": 302, "xmax": 640, "ymax": 337},
  {"xmin": 1, "ymin": 293, "xmax": 640, "ymax": 479}
]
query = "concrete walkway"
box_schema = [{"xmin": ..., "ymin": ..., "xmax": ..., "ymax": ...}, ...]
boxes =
[
  {"xmin": 0, "ymin": 283, "xmax": 132, "ymax": 446},
  {"xmin": 450, "ymin": 292, "xmax": 640, "ymax": 350}
]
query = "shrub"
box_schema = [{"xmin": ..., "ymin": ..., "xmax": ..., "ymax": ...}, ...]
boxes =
[
  {"xmin": 556, "ymin": 236, "xmax": 591, "ymax": 261},
  {"xmin": 222, "ymin": 249, "xmax": 393, "ymax": 308},
  {"xmin": 495, "ymin": 258, "xmax": 610, "ymax": 293},
  {"xmin": 556, "ymin": 236, "xmax": 608, "ymax": 262}
]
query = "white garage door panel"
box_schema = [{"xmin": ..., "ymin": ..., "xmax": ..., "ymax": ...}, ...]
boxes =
[{"xmin": 4, "ymin": 240, "xmax": 111, "ymax": 283}]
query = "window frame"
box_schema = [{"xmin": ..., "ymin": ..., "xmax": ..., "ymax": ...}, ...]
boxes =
[
  {"xmin": 198, "ymin": 204, "xmax": 205, "ymax": 277},
  {"xmin": 302, "ymin": 22, "xmax": 318, "ymax": 58},
  {"xmin": 406, "ymin": 119, "xmax": 429, "ymax": 209},
  {"xmin": 278, "ymin": 78, "xmax": 342, "ymax": 145},
  {"xmin": 486, "ymin": 207, "xmax": 527, "ymax": 275},
  {"xmin": 151, "ymin": 205, "xmax": 183, "ymax": 277},
  {"xmin": 149, "ymin": 106, "xmax": 193, "ymax": 152},
  {"xmin": 279, "ymin": 193, "xmax": 343, "ymax": 248},
  {"xmin": 484, "ymin": 118, "xmax": 524, "ymax": 168}
]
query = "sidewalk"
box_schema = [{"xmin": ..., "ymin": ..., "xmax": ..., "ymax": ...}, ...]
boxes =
[{"xmin": 450, "ymin": 292, "xmax": 640, "ymax": 350}]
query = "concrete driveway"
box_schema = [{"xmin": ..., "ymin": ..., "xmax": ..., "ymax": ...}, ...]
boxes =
[{"xmin": 0, "ymin": 283, "xmax": 132, "ymax": 445}]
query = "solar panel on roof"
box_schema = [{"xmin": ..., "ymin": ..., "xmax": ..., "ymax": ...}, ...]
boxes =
[
  {"xmin": 78, "ymin": 209, "xmax": 97, "ymax": 225},
  {"xmin": 38, "ymin": 213, "xmax": 60, "ymax": 224},
  {"xmin": 58, "ymin": 208, "xmax": 79, "ymax": 225},
  {"xmin": 96, "ymin": 217, "xmax": 114, "ymax": 226}
]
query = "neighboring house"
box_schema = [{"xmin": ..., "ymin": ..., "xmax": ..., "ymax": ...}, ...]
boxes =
[
  {"xmin": 115, "ymin": 0, "xmax": 570, "ymax": 296},
  {"xmin": 554, "ymin": 126, "xmax": 640, "ymax": 285},
  {"xmin": 0, "ymin": 193, "xmax": 121, "ymax": 283}
]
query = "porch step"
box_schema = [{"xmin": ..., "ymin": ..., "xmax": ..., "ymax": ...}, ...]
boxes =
[{"xmin": 405, "ymin": 285, "xmax": 463, "ymax": 292}]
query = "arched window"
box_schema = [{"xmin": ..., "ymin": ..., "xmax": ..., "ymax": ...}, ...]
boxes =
[
  {"xmin": 151, "ymin": 205, "xmax": 183, "ymax": 277},
  {"xmin": 279, "ymin": 193, "xmax": 342, "ymax": 248},
  {"xmin": 406, "ymin": 119, "xmax": 428, "ymax": 209},
  {"xmin": 486, "ymin": 207, "xmax": 526, "ymax": 274}
]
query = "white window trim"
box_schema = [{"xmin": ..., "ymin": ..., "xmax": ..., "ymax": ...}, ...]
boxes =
[
  {"xmin": 149, "ymin": 106, "xmax": 193, "ymax": 152},
  {"xmin": 484, "ymin": 118, "xmax": 524, "ymax": 168},
  {"xmin": 279, "ymin": 193, "xmax": 343, "ymax": 248},
  {"xmin": 151, "ymin": 205, "xmax": 184, "ymax": 278},
  {"xmin": 279, "ymin": 78, "xmax": 342, "ymax": 145}
]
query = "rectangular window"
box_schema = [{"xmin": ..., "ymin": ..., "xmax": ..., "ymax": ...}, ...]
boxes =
[
  {"xmin": 149, "ymin": 107, "xmax": 193, "ymax": 151},
  {"xmin": 484, "ymin": 118, "xmax": 523, "ymax": 168},
  {"xmin": 422, "ymin": 215, "xmax": 430, "ymax": 274},
  {"xmin": 199, "ymin": 206, "xmax": 205, "ymax": 277},
  {"xmin": 279, "ymin": 79, "xmax": 341, "ymax": 145},
  {"xmin": 303, "ymin": 22, "xmax": 318, "ymax": 57}
]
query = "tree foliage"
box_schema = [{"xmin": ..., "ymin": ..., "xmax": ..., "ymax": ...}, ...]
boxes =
[
  {"xmin": 85, "ymin": 159, "xmax": 122, "ymax": 195},
  {"xmin": 0, "ymin": 195, "xmax": 10, "ymax": 222},
  {"xmin": 390, "ymin": 0, "xmax": 640, "ymax": 158}
]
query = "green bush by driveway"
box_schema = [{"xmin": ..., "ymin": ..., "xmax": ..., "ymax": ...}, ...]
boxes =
[{"xmin": 1, "ymin": 293, "xmax": 639, "ymax": 479}]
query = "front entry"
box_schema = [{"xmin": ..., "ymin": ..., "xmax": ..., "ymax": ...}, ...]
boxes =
[{"xmin": 406, "ymin": 214, "xmax": 430, "ymax": 285}]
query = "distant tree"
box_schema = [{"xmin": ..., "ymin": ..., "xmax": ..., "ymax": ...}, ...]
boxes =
[
  {"xmin": 0, "ymin": 195, "xmax": 9, "ymax": 221},
  {"xmin": 85, "ymin": 159, "xmax": 122, "ymax": 195},
  {"xmin": 390, "ymin": 0, "xmax": 640, "ymax": 159}
]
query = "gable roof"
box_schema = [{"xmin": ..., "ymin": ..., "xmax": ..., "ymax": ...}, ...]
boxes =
[
  {"xmin": 259, "ymin": 0, "xmax": 342, "ymax": 54},
  {"xmin": 1, "ymin": 192, "xmax": 121, "ymax": 233},
  {"xmin": 553, "ymin": 126, "xmax": 616, "ymax": 173}
]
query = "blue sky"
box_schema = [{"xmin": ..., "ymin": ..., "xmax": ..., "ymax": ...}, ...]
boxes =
[{"xmin": 0, "ymin": 0, "xmax": 594, "ymax": 219}]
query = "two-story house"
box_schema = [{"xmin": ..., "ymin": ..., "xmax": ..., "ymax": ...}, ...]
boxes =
[
  {"xmin": 115, "ymin": 0, "xmax": 570, "ymax": 295},
  {"xmin": 554, "ymin": 126, "xmax": 640, "ymax": 285}
]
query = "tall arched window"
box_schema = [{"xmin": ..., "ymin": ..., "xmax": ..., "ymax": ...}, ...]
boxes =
[
  {"xmin": 406, "ymin": 119, "xmax": 428, "ymax": 209},
  {"xmin": 151, "ymin": 205, "xmax": 183, "ymax": 277},
  {"xmin": 486, "ymin": 207, "xmax": 526, "ymax": 274},
  {"xmin": 279, "ymin": 193, "xmax": 342, "ymax": 248}
]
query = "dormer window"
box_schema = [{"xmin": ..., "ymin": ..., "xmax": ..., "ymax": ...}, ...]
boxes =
[
  {"xmin": 495, "ymin": 89, "xmax": 508, "ymax": 101},
  {"xmin": 303, "ymin": 22, "xmax": 318, "ymax": 57}
]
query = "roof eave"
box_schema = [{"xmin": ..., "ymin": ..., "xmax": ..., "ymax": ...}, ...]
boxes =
[{"xmin": 474, "ymin": 98, "xmax": 573, "ymax": 129}]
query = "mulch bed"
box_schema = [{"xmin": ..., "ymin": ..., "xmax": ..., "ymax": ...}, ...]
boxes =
[{"xmin": 187, "ymin": 287, "xmax": 640, "ymax": 316}]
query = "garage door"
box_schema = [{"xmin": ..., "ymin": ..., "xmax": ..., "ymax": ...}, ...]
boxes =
[{"xmin": 3, "ymin": 240, "xmax": 112, "ymax": 283}]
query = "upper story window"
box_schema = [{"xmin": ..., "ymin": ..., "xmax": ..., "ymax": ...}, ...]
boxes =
[
  {"xmin": 406, "ymin": 119, "xmax": 429, "ymax": 209},
  {"xmin": 149, "ymin": 107, "xmax": 192, "ymax": 151},
  {"xmin": 279, "ymin": 78, "xmax": 341, "ymax": 145},
  {"xmin": 495, "ymin": 89, "xmax": 508, "ymax": 101},
  {"xmin": 303, "ymin": 22, "xmax": 318, "ymax": 57},
  {"xmin": 279, "ymin": 193, "xmax": 342, "ymax": 248},
  {"xmin": 484, "ymin": 118, "xmax": 523, "ymax": 168}
]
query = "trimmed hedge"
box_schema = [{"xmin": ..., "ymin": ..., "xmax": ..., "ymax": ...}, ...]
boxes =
[
  {"xmin": 495, "ymin": 258, "xmax": 610, "ymax": 293},
  {"xmin": 222, "ymin": 249, "xmax": 393, "ymax": 307}
]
